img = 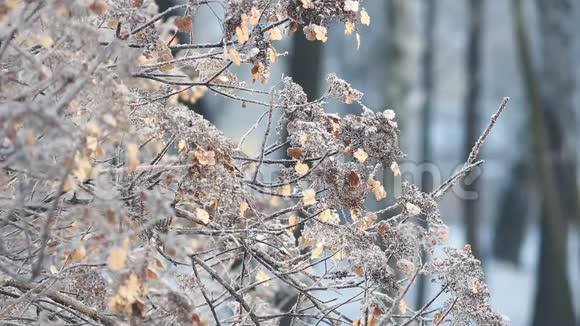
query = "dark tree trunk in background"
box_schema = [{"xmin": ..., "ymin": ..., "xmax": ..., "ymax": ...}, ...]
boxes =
[
  {"xmin": 415, "ymin": 0, "xmax": 436, "ymax": 309},
  {"xmin": 511, "ymin": 0, "xmax": 576, "ymax": 325},
  {"xmin": 462, "ymin": 0, "xmax": 484, "ymax": 260},
  {"xmin": 534, "ymin": 1, "xmax": 579, "ymax": 324},
  {"xmin": 535, "ymin": 0, "xmax": 579, "ymax": 221},
  {"xmin": 492, "ymin": 160, "xmax": 530, "ymax": 265},
  {"xmin": 288, "ymin": 32, "xmax": 323, "ymax": 101},
  {"xmin": 385, "ymin": 0, "xmax": 413, "ymax": 111},
  {"xmin": 381, "ymin": 0, "xmax": 413, "ymax": 212},
  {"xmin": 277, "ymin": 29, "xmax": 323, "ymax": 326},
  {"xmin": 420, "ymin": 0, "xmax": 435, "ymax": 194}
]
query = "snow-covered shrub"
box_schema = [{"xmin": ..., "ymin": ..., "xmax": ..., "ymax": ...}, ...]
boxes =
[{"xmin": 0, "ymin": 1, "xmax": 507, "ymax": 325}]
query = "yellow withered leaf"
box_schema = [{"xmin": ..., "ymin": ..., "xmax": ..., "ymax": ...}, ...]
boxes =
[
  {"xmin": 240, "ymin": 201, "xmax": 249, "ymax": 216},
  {"xmin": 301, "ymin": 0, "xmax": 315, "ymax": 9},
  {"xmin": 367, "ymin": 178, "xmax": 387, "ymax": 200},
  {"xmin": 249, "ymin": 7, "xmax": 261, "ymax": 25},
  {"xmin": 302, "ymin": 188, "xmax": 317, "ymax": 206},
  {"xmin": 194, "ymin": 150, "xmax": 216, "ymax": 165},
  {"xmin": 70, "ymin": 245, "xmax": 87, "ymax": 261},
  {"xmin": 288, "ymin": 215, "xmax": 298, "ymax": 231},
  {"xmin": 268, "ymin": 47, "xmax": 278, "ymax": 63},
  {"xmin": 73, "ymin": 154, "xmax": 93, "ymax": 182},
  {"xmin": 295, "ymin": 161, "xmax": 309, "ymax": 175},
  {"xmin": 229, "ymin": 48, "xmax": 241, "ymax": 66},
  {"xmin": 176, "ymin": 139, "xmax": 187, "ymax": 152},
  {"xmin": 310, "ymin": 242, "xmax": 324, "ymax": 259},
  {"xmin": 108, "ymin": 246, "xmax": 128, "ymax": 271},
  {"xmin": 353, "ymin": 148, "xmax": 368, "ymax": 163},
  {"xmin": 399, "ymin": 299, "xmax": 408, "ymax": 314},
  {"xmin": 196, "ymin": 208, "xmax": 210, "ymax": 224},
  {"xmin": 390, "ymin": 161, "xmax": 401, "ymax": 176},
  {"xmin": 255, "ymin": 270, "xmax": 271, "ymax": 287},
  {"xmin": 360, "ymin": 9, "xmax": 370, "ymax": 25},
  {"xmin": 303, "ymin": 24, "xmax": 327, "ymax": 42},
  {"xmin": 278, "ymin": 184, "xmax": 292, "ymax": 196},
  {"xmin": 269, "ymin": 26, "xmax": 283, "ymax": 40},
  {"xmin": 127, "ymin": 143, "xmax": 140, "ymax": 171},
  {"xmin": 345, "ymin": 20, "xmax": 355, "ymax": 35}
]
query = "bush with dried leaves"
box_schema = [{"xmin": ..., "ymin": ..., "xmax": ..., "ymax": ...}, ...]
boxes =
[{"xmin": 0, "ymin": 0, "xmax": 508, "ymax": 325}]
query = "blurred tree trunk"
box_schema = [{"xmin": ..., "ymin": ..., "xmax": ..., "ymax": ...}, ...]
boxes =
[
  {"xmin": 462, "ymin": 0, "xmax": 484, "ymax": 260},
  {"xmin": 535, "ymin": 0, "xmax": 579, "ymax": 221},
  {"xmin": 534, "ymin": 1, "xmax": 579, "ymax": 324},
  {"xmin": 511, "ymin": 0, "xmax": 576, "ymax": 325},
  {"xmin": 385, "ymin": 0, "xmax": 413, "ymax": 109},
  {"xmin": 288, "ymin": 32, "xmax": 323, "ymax": 101},
  {"xmin": 380, "ymin": 0, "xmax": 414, "ymax": 213},
  {"xmin": 277, "ymin": 30, "xmax": 323, "ymax": 326},
  {"xmin": 415, "ymin": 0, "xmax": 435, "ymax": 309},
  {"xmin": 492, "ymin": 160, "xmax": 530, "ymax": 265}
]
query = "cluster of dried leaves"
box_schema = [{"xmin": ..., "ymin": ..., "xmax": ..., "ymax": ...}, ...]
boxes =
[{"xmin": 0, "ymin": 0, "xmax": 508, "ymax": 325}]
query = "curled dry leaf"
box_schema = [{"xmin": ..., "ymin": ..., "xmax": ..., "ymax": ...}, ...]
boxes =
[
  {"xmin": 127, "ymin": 143, "xmax": 140, "ymax": 171},
  {"xmin": 255, "ymin": 270, "xmax": 271, "ymax": 287},
  {"xmin": 303, "ymin": 24, "xmax": 328, "ymax": 42},
  {"xmin": 367, "ymin": 178, "xmax": 387, "ymax": 200},
  {"xmin": 295, "ymin": 161, "xmax": 309, "ymax": 175},
  {"xmin": 360, "ymin": 9, "xmax": 370, "ymax": 25},
  {"xmin": 176, "ymin": 139, "xmax": 187, "ymax": 152},
  {"xmin": 73, "ymin": 154, "xmax": 93, "ymax": 181},
  {"xmin": 249, "ymin": 7, "xmax": 261, "ymax": 25},
  {"xmin": 288, "ymin": 215, "xmax": 298, "ymax": 231},
  {"xmin": 319, "ymin": 209, "xmax": 339, "ymax": 224},
  {"xmin": 239, "ymin": 201, "xmax": 249, "ymax": 216},
  {"xmin": 345, "ymin": 20, "xmax": 356, "ymax": 35},
  {"xmin": 236, "ymin": 14, "xmax": 250, "ymax": 43},
  {"xmin": 70, "ymin": 245, "xmax": 87, "ymax": 261},
  {"xmin": 352, "ymin": 264, "xmax": 364, "ymax": 276},
  {"xmin": 399, "ymin": 299, "xmax": 408, "ymax": 314},
  {"xmin": 310, "ymin": 242, "xmax": 324, "ymax": 259},
  {"xmin": 196, "ymin": 208, "xmax": 210, "ymax": 224},
  {"xmin": 347, "ymin": 170, "xmax": 361, "ymax": 187},
  {"xmin": 108, "ymin": 246, "xmax": 128, "ymax": 271},
  {"xmin": 269, "ymin": 26, "xmax": 283, "ymax": 40},
  {"xmin": 89, "ymin": 0, "xmax": 108, "ymax": 15},
  {"xmin": 228, "ymin": 48, "xmax": 241, "ymax": 66},
  {"xmin": 174, "ymin": 16, "xmax": 192, "ymax": 32},
  {"xmin": 302, "ymin": 188, "xmax": 317, "ymax": 206},
  {"xmin": 397, "ymin": 258, "xmax": 415, "ymax": 279},
  {"xmin": 301, "ymin": 0, "xmax": 315, "ymax": 9},
  {"xmin": 353, "ymin": 148, "xmax": 368, "ymax": 163},
  {"xmin": 390, "ymin": 161, "xmax": 401, "ymax": 176},
  {"xmin": 268, "ymin": 47, "xmax": 278, "ymax": 63},
  {"xmin": 287, "ymin": 147, "xmax": 303, "ymax": 159},
  {"xmin": 194, "ymin": 150, "xmax": 216, "ymax": 165},
  {"xmin": 278, "ymin": 184, "xmax": 292, "ymax": 196},
  {"xmin": 102, "ymin": 113, "xmax": 117, "ymax": 127}
]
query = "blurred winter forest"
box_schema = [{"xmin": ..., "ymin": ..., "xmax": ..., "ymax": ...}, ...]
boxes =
[{"xmin": 183, "ymin": 0, "xmax": 580, "ymax": 325}]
